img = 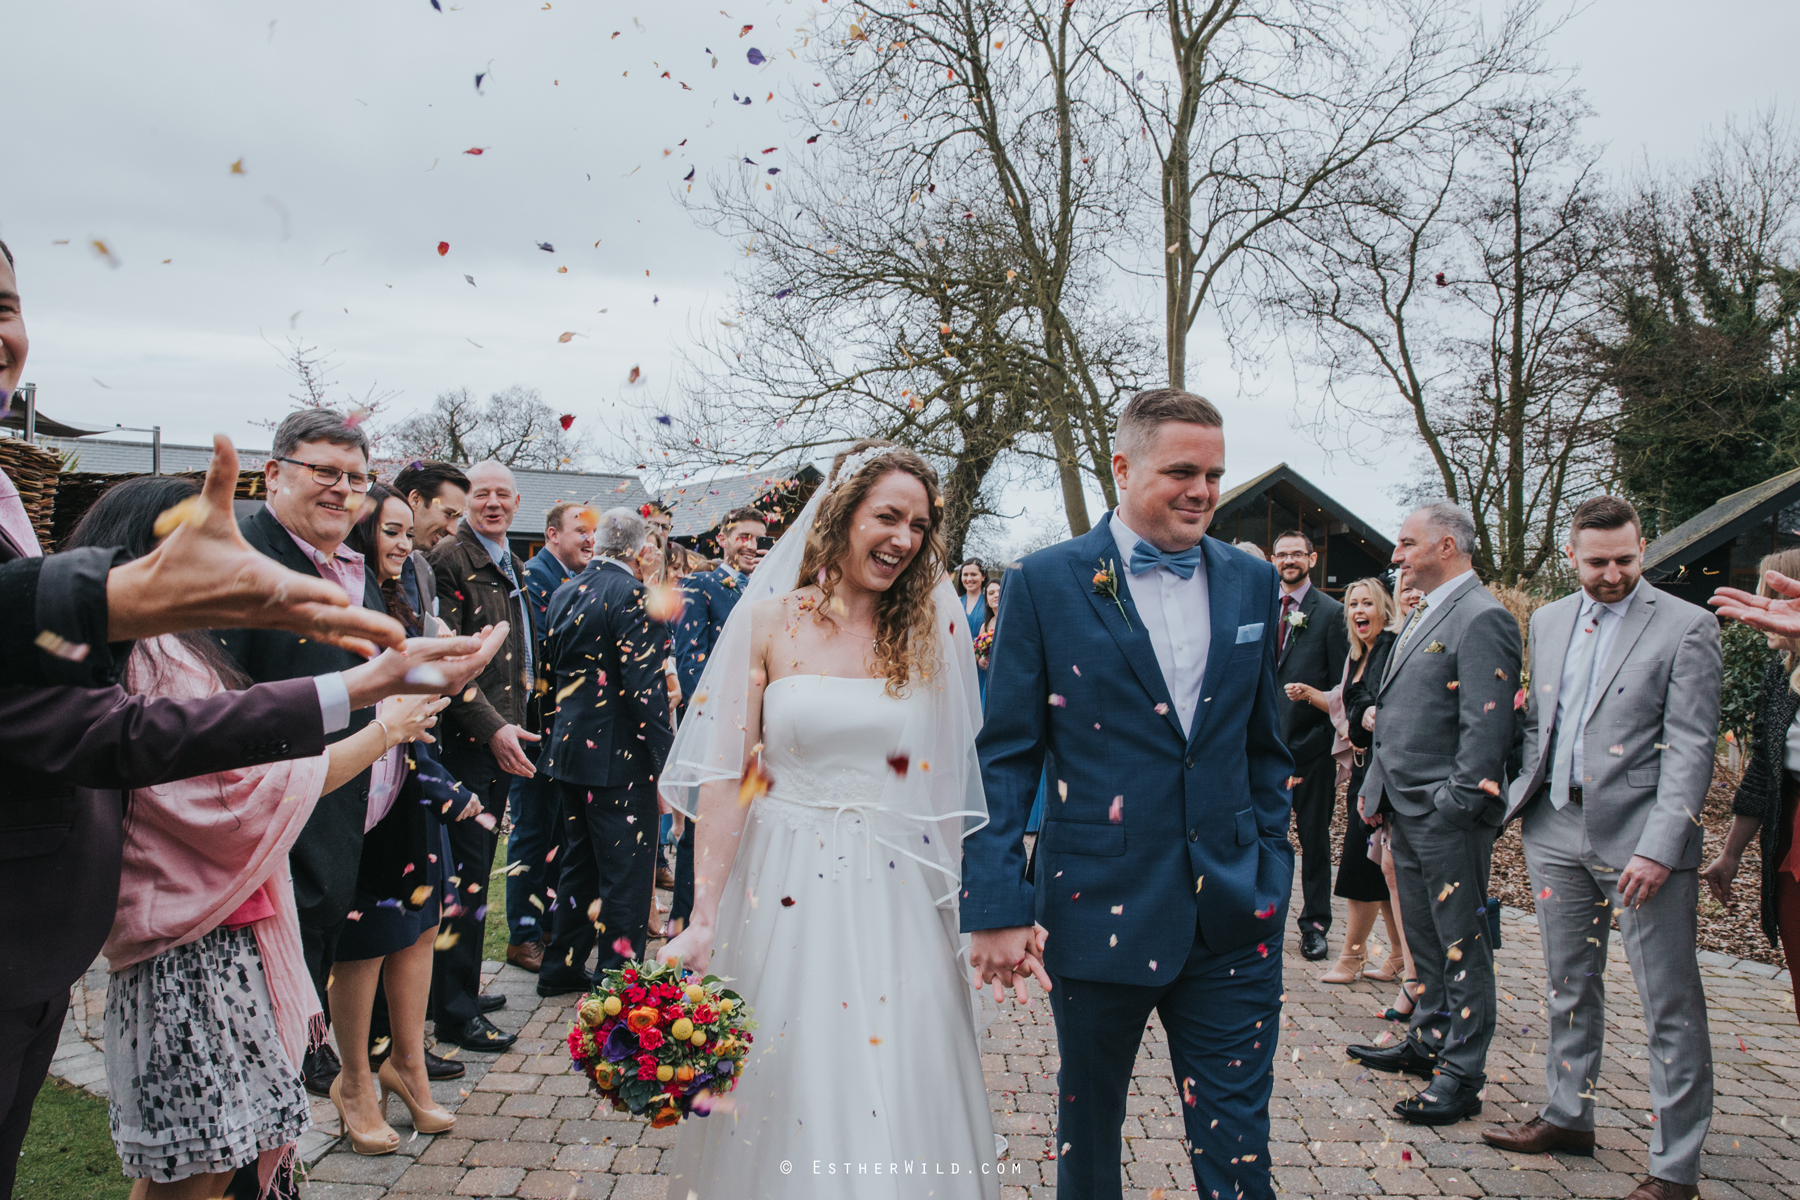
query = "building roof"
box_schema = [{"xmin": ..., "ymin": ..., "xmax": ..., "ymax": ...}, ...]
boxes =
[
  {"xmin": 36, "ymin": 436, "xmax": 654, "ymax": 538},
  {"xmin": 41, "ymin": 435, "xmax": 263, "ymax": 474},
  {"xmin": 1643, "ymin": 464, "xmax": 1800, "ymax": 575},
  {"xmin": 657, "ymin": 463, "xmax": 824, "ymax": 539},
  {"xmin": 1214, "ymin": 462, "xmax": 1396, "ymax": 557}
]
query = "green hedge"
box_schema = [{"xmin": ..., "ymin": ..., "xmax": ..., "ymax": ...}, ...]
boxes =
[{"xmin": 1720, "ymin": 618, "xmax": 1774, "ymax": 742}]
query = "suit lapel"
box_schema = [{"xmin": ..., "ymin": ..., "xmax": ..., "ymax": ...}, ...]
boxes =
[
  {"xmin": 1583, "ymin": 586, "xmax": 1658, "ymax": 722},
  {"xmin": 1068, "ymin": 519, "xmax": 1184, "ymax": 743},
  {"xmin": 250, "ymin": 506, "xmax": 324, "ymax": 579},
  {"xmin": 1379, "ymin": 575, "xmax": 1477, "ymax": 694},
  {"xmin": 1186, "ymin": 537, "xmax": 1241, "ymax": 751},
  {"xmin": 1277, "ymin": 584, "xmax": 1318, "ymax": 668}
]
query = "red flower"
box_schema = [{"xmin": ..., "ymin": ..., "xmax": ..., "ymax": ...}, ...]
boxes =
[
  {"xmin": 693, "ymin": 1005, "xmax": 716, "ymax": 1024},
  {"xmin": 663, "ymin": 1082, "xmax": 683, "ymax": 1095},
  {"xmin": 637, "ymin": 1064, "xmax": 658, "ymax": 1080},
  {"xmin": 662, "ymin": 1005, "xmax": 685, "ymax": 1024},
  {"xmin": 636, "ymin": 1052, "xmax": 658, "ymax": 1069},
  {"xmin": 639, "ymin": 1028, "xmax": 666, "ymax": 1050},
  {"xmin": 567, "ymin": 1028, "xmax": 586, "ymax": 1056},
  {"xmin": 622, "ymin": 968, "xmax": 639, "ymax": 985},
  {"xmin": 625, "ymin": 986, "xmax": 647, "ymax": 1005}
]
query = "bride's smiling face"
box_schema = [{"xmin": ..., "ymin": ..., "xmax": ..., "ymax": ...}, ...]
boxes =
[{"xmin": 842, "ymin": 469, "xmax": 932, "ymax": 593}]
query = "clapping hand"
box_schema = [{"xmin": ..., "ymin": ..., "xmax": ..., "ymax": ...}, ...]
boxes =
[
  {"xmin": 1711, "ymin": 571, "xmax": 1800, "ymax": 638},
  {"xmin": 343, "ymin": 624, "xmax": 512, "ymax": 709}
]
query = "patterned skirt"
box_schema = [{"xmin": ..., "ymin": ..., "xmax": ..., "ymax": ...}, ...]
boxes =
[{"xmin": 105, "ymin": 924, "xmax": 312, "ymax": 1182}]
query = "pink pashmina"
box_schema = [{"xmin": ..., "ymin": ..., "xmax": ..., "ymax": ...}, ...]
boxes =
[{"xmin": 103, "ymin": 636, "xmax": 331, "ymax": 1196}]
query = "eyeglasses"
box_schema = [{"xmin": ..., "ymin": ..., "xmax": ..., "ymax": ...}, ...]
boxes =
[
  {"xmin": 1271, "ymin": 551, "xmax": 1312, "ymax": 561},
  {"xmin": 276, "ymin": 456, "xmax": 374, "ymax": 492}
]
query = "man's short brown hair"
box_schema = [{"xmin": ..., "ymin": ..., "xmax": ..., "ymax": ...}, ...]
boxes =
[
  {"xmin": 1273, "ymin": 529, "xmax": 1314, "ymax": 553},
  {"xmin": 1569, "ymin": 495, "xmax": 1642, "ymax": 541},
  {"xmin": 544, "ymin": 502, "xmax": 588, "ymax": 534},
  {"xmin": 1114, "ymin": 388, "xmax": 1224, "ymax": 461},
  {"xmin": 718, "ymin": 506, "xmax": 768, "ymax": 532}
]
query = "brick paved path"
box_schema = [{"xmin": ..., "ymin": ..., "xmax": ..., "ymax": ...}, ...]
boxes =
[{"xmin": 61, "ymin": 878, "xmax": 1799, "ymax": 1200}]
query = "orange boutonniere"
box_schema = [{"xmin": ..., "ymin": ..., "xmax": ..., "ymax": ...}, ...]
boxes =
[{"xmin": 1092, "ymin": 559, "xmax": 1131, "ymax": 629}]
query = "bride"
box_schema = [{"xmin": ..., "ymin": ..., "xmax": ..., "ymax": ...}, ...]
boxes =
[{"xmin": 657, "ymin": 440, "xmax": 1008, "ymax": 1199}]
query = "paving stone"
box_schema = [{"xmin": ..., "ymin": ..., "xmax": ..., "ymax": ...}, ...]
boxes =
[{"xmin": 454, "ymin": 1165, "xmax": 526, "ymax": 1196}]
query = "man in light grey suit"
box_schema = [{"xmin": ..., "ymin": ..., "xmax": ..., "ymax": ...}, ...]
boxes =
[
  {"xmin": 1482, "ymin": 496, "xmax": 1718, "ymax": 1200},
  {"xmin": 1344, "ymin": 501, "xmax": 1520, "ymax": 1126}
]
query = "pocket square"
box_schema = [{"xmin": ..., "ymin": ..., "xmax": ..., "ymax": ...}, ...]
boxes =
[
  {"xmin": 1236, "ymin": 622, "xmax": 1264, "ymax": 644},
  {"xmin": 1424, "ymin": 641, "xmax": 1446, "ymax": 653}
]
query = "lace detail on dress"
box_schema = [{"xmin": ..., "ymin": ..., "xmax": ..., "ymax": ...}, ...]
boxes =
[{"xmin": 755, "ymin": 764, "xmax": 886, "ymax": 832}]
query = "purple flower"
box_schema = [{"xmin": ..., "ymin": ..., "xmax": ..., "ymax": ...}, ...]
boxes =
[{"xmin": 603, "ymin": 1024, "xmax": 641, "ymax": 1062}]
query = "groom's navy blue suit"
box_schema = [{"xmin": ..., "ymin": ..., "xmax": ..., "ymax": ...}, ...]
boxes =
[{"xmin": 963, "ymin": 513, "xmax": 1294, "ymax": 1200}]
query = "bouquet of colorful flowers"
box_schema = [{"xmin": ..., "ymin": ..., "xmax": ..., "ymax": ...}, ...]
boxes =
[
  {"xmin": 566, "ymin": 957, "xmax": 756, "ymax": 1128},
  {"xmin": 972, "ymin": 628, "xmax": 994, "ymax": 658}
]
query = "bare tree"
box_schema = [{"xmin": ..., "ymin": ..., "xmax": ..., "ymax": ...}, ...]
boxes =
[
  {"xmin": 1267, "ymin": 90, "xmax": 1614, "ymax": 584},
  {"xmin": 808, "ymin": 0, "xmax": 1152, "ymax": 534},
  {"xmin": 388, "ymin": 386, "xmax": 589, "ymax": 470},
  {"xmin": 1124, "ymin": 0, "xmax": 1550, "ymax": 389},
  {"xmin": 257, "ymin": 338, "xmax": 400, "ymax": 454}
]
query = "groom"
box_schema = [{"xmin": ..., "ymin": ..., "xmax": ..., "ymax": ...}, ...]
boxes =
[{"xmin": 965, "ymin": 388, "xmax": 1294, "ymax": 1200}]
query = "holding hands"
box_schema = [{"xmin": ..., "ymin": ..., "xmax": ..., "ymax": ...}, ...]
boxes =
[{"xmin": 969, "ymin": 924, "xmax": 1052, "ymax": 1004}]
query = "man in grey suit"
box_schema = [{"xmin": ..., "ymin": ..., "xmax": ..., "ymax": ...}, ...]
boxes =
[
  {"xmin": 1482, "ymin": 496, "xmax": 1718, "ymax": 1200},
  {"xmin": 1344, "ymin": 501, "xmax": 1520, "ymax": 1126}
]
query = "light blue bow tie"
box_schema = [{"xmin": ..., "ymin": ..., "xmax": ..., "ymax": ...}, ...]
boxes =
[{"xmin": 1129, "ymin": 539, "xmax": 1203, "ymax": 580}]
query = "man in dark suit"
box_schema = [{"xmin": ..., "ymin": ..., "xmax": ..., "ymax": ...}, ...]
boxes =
[
  {"xmin": 1346, "ymin": 501, "xmax": 1521, "ymax": 1126},
  {"xmin": 503, "ymin": 500, "xmax": 596, "ymax": 972},
  {"xmin": 668, "ymin": 504, "xmax": 766, "ymax": 932},
  {"xmin": 965, "ymin": 388, "xmax": 1294, "ymax": 1200},
  {"xmin": 426, "ymin": 461, "xmax": 538, "ymax": 1051},
  {"xmin": 215, "ymin": 407, "xmax": 393, "ymax": 1096},
  {"xmin": 1272, "ymin": 529, "xmax": 1349, "ymax": 961},
  {"xmin": 536, "ymin": 507, "xmax": 676, "ymax": 995}
]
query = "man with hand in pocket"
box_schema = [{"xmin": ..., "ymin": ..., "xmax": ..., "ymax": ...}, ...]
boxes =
[{"xmin": 1481, "ymin": 496, "xmax": 1720, "ymax": 1200}]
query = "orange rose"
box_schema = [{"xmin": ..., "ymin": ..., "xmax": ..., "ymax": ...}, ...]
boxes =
[
  {"xmin": 650, "ymin": 1106, "xmax": 681, "ymax": 1128},
  {"xmin": 626, "ymin": 1006, "xmax": 660, "ymax": 1033}
]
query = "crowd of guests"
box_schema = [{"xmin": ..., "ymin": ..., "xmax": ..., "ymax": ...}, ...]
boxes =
[
  {"xmin": 956, "ymin": 493, "xmax": 1800, "ymax": 1200},
  {"xmin": 11, "ymin": 218, "xmax": 1800, "ymax": 1200}
]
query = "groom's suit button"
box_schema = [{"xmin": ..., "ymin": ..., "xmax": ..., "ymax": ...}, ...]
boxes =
[
  {"xmin": 1185, "ymin": 757, "xmax": 1194, "ymax": 769},
  {"xmin": 1188, "ymin": 829, "xmax": 1199, "ymax": 842}
]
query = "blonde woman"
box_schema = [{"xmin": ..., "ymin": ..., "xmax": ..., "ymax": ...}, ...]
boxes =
[{"xmin": 1285, "ymin": 578, "xmax": 1409, "ymax": 987}]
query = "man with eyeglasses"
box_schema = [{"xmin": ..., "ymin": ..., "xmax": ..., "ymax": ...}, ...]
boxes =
[
  {"xmin": 216, "ymin": 407, "xmax": 398, "ymax": 1097},
  {"xmin": 1271, "ymin": 529, "xmax": 1348, "ymax": 963}
]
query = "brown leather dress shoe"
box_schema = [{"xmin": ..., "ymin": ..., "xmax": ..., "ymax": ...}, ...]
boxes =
[
  {"xmin": 1623, "ymin": 1178, "xmax": 1697, "ymax": 1200},
  {"xmin": 506, "ymin": 938, "xmax": 545, "ymax": 973},
  {"xmin": 1481, "ymin": 1116, "xmax": 1594, "ymax": 1156}
]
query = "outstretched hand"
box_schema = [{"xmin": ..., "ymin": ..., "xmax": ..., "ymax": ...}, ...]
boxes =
[
  {"xmin": 342, "ymin": 624, "xmax": 512, "ymax": 708},
  {"xmin": 104, "ymin": 435, "xmax": 407, "ymax": 656},
  {"xmin": 1711, "ymin": 572, "xmax": 1800, "ymax": 640},
  {"xmin": 969, "ymin": 925, "xmax": 1052, "ymax": 1005}
]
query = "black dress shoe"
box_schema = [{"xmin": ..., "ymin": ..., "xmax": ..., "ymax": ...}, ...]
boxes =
[
  {"xmin": 478, "ymin": 992, "xmax": 506, "ymax": 1013},
  {"xmin": 437, "ymin": 1014, "xmax": 518, "ymax": 1052},
  {"xmin": 302, "ymin": 1041, "xmax": 342, "ymax": 1098},
  {"xmin": 1300, "ymin": 928, "xmax": 1329, "ymax": 960},
  {"xmin": 1345, "ymin": 1040, "xmax": 1438, "ymax": 1080},
  {"xmin": 1394, "ymin": 1079, "xmax": 1482, "ymax": 1126},
  {"xmin": 425, "ymin": 1048, "xmax": 466, "ymax": 1080},
  {"xmin": 536, "ymin": 973, "xmax": 591, "ymax": 998}
]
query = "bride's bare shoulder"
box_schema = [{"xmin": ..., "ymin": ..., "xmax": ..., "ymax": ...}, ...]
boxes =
[{"xmin": 751, "ymin": 587, "xmax": 823, "ymax": 633}]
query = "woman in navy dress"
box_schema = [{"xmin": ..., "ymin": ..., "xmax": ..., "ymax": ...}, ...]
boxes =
[
  {"xmin": 955, "ymin": 558, "xmax": 989, "ymax": 639},
  {"xmin": 329, "ymin": 484, "xmax": 485, "ymax": 1152}
]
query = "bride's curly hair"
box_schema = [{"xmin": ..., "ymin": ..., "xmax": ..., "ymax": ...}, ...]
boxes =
[{"xmin": 797, "ymin": 439, "xmax": 947, "ymax": 696}]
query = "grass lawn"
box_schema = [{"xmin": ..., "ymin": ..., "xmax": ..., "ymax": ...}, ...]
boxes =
[
  {"xmin": 483, "ymin": 855, "xmax": 511, "ymax": 964},
  {"xmin": 15, "ymin": 1079, "xmax": 130, "ymax": 1200}
]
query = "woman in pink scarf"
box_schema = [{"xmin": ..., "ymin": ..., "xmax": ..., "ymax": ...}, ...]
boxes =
[{"xmin": 71, "ymin": 478, "xmax": 447, "ymax": 1200}]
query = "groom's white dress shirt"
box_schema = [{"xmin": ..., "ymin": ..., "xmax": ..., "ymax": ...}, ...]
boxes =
[{"xmin": 1111, "ymin": 513, "xmax": 1210, "ymax": 738}]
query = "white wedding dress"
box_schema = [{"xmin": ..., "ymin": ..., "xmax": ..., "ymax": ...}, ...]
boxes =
[{"xmin": 663, "ymin": 674, "xmax": 1000, "ymax": 1200}]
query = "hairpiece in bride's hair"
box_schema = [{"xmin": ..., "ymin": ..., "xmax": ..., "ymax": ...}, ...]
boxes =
[{"xmin": 830, "ymin": 445, "xmax": 890, "ymax": 491}]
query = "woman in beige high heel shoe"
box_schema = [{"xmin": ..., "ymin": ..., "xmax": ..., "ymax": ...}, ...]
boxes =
[
  {"xmin": 1286, "ymin": 578, "xmax": 1406, "ymax": 985},
  {"xmin": 327, "ymin": 488, "xmax": 476, "ymax": 1150}
]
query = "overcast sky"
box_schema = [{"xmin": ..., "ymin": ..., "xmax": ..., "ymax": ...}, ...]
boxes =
[{"xmin": 7, "ymin": 0, "xmax": 1796, "ymax": 544}]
